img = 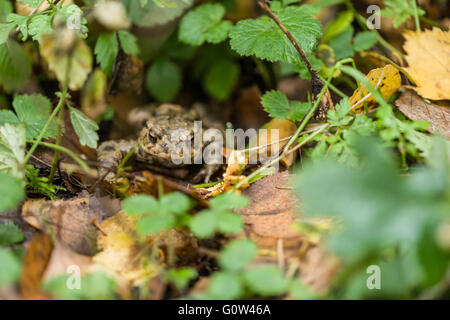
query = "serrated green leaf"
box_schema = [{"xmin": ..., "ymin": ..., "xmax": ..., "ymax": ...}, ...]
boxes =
[
  {"xmin": 7, "ymin": 94, "xmax": 58, "ymax": 140},
  {"xmin": 261, "ymin": 90, "xmax": 310, "ymax": 121},
  {"xmin": 229, "ymin": 6, "xmax": 322, "ymax": 64},
  {"xmin": 218, "ymin": 239, "xmax": 257, "ymax": 271},
  {"xmin": 203, "ymin": 59, "xmax": 239, "ymax": 101},
  {"xmin": 0, "ymin": 172, "xmax": 25, "ymax": 213},
  {"xmin": 137, "ymin": 213, "xmax": 176, "ymax": 235},
  {"xmin": 146, "ymin": 58, "xmax": 181, "ymax": 102},
  {"xmin": 28, "ymin": 14, "xmax": 53, "ymax": 42},
  {"xmin": 179, "ymin": 4, "xmax": 231, "ymax": 46},
  {"xmin": 6, "ymin": 14, "xmax": 28, "ymax": 41},
  {"xmin": 118, "ymin": 30, "xmax": 140, "ymax": 56},
  {"xmin": 0, "ymin": 40, "xmax": 32, "ymax": 92},
  {"xmin": 69, "ymin": 106, "xmax": 99, "ymax": 149},
  {"xmin": 0, "ymin": 221, "xmax": 24, "ymax": 245},
  {"xmin": 95, "ymin": 32, "xmax": 119, "ymax": 76}
]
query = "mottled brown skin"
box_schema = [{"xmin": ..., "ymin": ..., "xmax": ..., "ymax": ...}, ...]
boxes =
[{"xmin": 98, "ymin": 104, "xmax": 222, "ymax": 183}]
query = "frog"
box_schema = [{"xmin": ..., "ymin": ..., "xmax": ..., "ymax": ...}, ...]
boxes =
[{"xmin": 97, "ymin": 104, "xmax": 224, "ymax": 184}]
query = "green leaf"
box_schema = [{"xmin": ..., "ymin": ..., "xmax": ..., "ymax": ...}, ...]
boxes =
[
  {"xmin": 243, "ymin": 266, "xmax": 288, "ymax": 296},
  {"xmin": 28, "ymin": 14, "xmax": 52, "ymax": 42},
  {"xmin": 118, "ymin": 30, "xmax": 140, "ymax": 56},
  {"xmin": 329, "ymin": 26, "xmax": 354, "ymax": 60},
  {"xmin": 137, "ymin": 213, "xmax": 176, "ymax": 235},
  {"xmin": 4, "ymin": 94, "xmax": 58, "ymax": 140},
  {"xmin": 208, "ymin": 272, "xmax": 243, "ymax": 299},
  {"xmin": 261, "ymin": 90, "xmax": 310, "ymax": 121},
  {"xmin": 0, "ymin": 40, "xmax": 32, "ymax": 92},
  {"xmin": 189, "ymin": 210, "xmax": 216, "ymax": 238},
  {"xmin": 327, "ymin": 97, "xmax": 352, "ymax": 126},
  {"xmin": 0, "ymin": 221, "xmax": 24, "ymax": 245},
  {"xmin": 218, "ymin": 239, "xmax": 258, "ymax": 271},
  {"xmin": 164, "ymin": 267, "xmax": 197, "ymax": 289},
  {"xmin": 203, "ymin": 59, "xmax": 239, "ymax": 101},
  {"xmin": 353, "ymin": 32, "xmax": 378, "ymax": 52},
  {"xmin": 322, "ymin": 10, "xmax": 353, "ymax": 43},
  {"xmin": 229, "ymin": 5, "xmax": 322, "ymax": 64},
  {"xmin": 160, "ymin": 192, "xmax": 193, "ymax": 215},
  {"xmin": 95, "ymin": 32, "xmax": 119, "ymax": 76},
  {"xmin": 0, "ymin": 248, "xmax": 21, "ymax": 287},
  {"xmin": 381, "ymin": 0, "xmax": 425, "ymax": 28},
  {"xmin": 216, "ymin": 211, "xmax": 243, "ymax": 235},
  {"xmin": 0, "ymin": 23, "xmax": 14, "ymax": 45},
  {"xmin": 19, "ymin": 0, "xmax": 42, "ymax": 8},
  {"xmin": 122, "ymin": 194, "xmax": 159, "ymax": 215},
  {"xmin": 146, "ymin": 58, "xmax": 182, "ymax": 102},
  {"xmin": 69, "ymin": 106, "xmax": 99, "ymax": 149},
  {"xmin": 0, "ymin": 1, "xmax": 13, "ymax": 23},
  {"xmin": 178, "ymin": 3, "xmax": 231, "ymax": 46},
  {"xmin": 209, "ymin": 193, "xmax": 249, "ymax": 211},
  {"xmin": 0, "ymin": 124, "xmax": 26, "ymax": 180},
  {"xmin": 6, "ymin": 14, "xmax": 28, "ymax": 41}
]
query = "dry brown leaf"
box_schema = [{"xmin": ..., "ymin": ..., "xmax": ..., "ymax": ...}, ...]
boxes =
[
  {"xmin": 22, "ymin": 196, "xmax": 120, "ymax": 255},
  {"xmin": 236, "ymin": 172, "xmax": 304, "ymax": 259},
  {"xmin": 396, "ymin": 90, "xmax": 450, "ymax": 139},
  {"xmin": 20, "ymin": 233, "xmax": 53, "ymax": 300},
  {"xmin": 403, "ymin": 28, "xmax": 450, "ymax": 100},
  {"xmin": 350, "ymin": 64, "xmax": 401, "ymax": 112}
]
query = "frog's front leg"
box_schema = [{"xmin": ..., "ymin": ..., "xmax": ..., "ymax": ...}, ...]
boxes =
[{"xmin": 97, "ymin": 139, "xmax": 137, "ymax": 184}]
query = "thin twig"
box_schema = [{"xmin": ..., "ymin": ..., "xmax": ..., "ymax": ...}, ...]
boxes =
[{"xmin": 257, "ymin": 0, "xmax": 318, "ymax": 81}]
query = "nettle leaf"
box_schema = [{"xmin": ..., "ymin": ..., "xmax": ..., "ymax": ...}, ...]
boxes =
[
  {"xmin": 0, "ymin": 40, "xmax": 32, "ymax": 92},
  {"xmin": 0, "ymin": 221, "xmax": 24, "ymax": 245},
  {"xmin": 179, "ymin": 3, "xmax": 232, "ymax": 46},
  {"xmin": 229, "ymin": 5, "xmax": 322, "ymax": 64},
  {"xmin": 118, "ymin": 30, "xmax": 140, "ymax": 56},
  {"xmin": 95, "ymin": 32, "xmax": 119, "ymax": 76},
  {"xmin": 0, "ymin": 94, "xmax": 57, "ymax": 140},
  {"xmin": 69, "ymin": 107, "xmax": 99, "ymax": 149},
  {"xmin": 261, "ymin": 90, "xmax": 310, "ymax": 121},
  {"xmin": 146, "ymin": 58, "xmax": 182, "ymax": 102},
  {"xmin": 203, "ymin": 59, "xmax": 239, "ymax": 101},
  {"xmin": 0, "ymin": 124, "xmax": 26, "ymax": 180},
  {"xmin": 353, "ymin": 31, "xmax": 378, "ymax": 52}
]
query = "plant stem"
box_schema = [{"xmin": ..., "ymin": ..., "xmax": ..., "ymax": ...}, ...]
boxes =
[
  {"xmin": 24, "ymin": 92, "xmax": 68, "ymax": 164},
  {"xmin": 48, "ymin": 100, "xmax": 65, "ymax": 181},
  {"xmin": 257, "ymin": 0, "xmax": 318, "ymax": 81},
  {"xmin": 411, "ymin": 0, "xmax": 421, "ymax": 31},
  {"xmin": 27, "ymin": 140, "xmax": 90, "ymax": 171},
  {"xmin": 419, "ymin": 16, "xmax": 448, "ymax": 31}
]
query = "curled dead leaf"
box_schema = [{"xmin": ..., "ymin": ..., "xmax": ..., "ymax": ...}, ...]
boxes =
[{"xmin": 350, "ymin": 64, "xmax": 401, "ymax": 112}]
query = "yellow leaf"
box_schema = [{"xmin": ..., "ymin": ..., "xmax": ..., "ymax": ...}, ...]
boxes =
[
  {"xmin": 40, "ymin": 31, "xmax": 93, "ymax": 91},
  {"xmin": 349, "ymin": 64, "xmax": 401, "ymax": 112},
  {"xmin": 403, "ymin": 28, "xmax": 450, "ymax": 100}
]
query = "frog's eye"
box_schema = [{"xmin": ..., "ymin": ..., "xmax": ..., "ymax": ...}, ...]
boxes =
[{"xmin": 147, "ymin": 131, "xmax": 157, "ymax": 143}]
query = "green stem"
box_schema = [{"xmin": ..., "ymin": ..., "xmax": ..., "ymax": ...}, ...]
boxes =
[
  {"xmin": 27, "ymin": 140, "xmax": 90, "ymax": 171},
  {"xmin": 420, "ymin": 16, "xmax": 448, "ymax": 31},
  {"xmin": 233, "ymin": 58, "xmax": 354, "ymax": 191},
  {"xmin": 24, "ymin": 91, "xmax": 68, "ymax": 164},
  {"xmin": 48, "ymin": 101, "xmax": 65, "ymax": 181},
  {"xmin": 411, "ymin": 0, "xmax": 421, "ymax": 31}
]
